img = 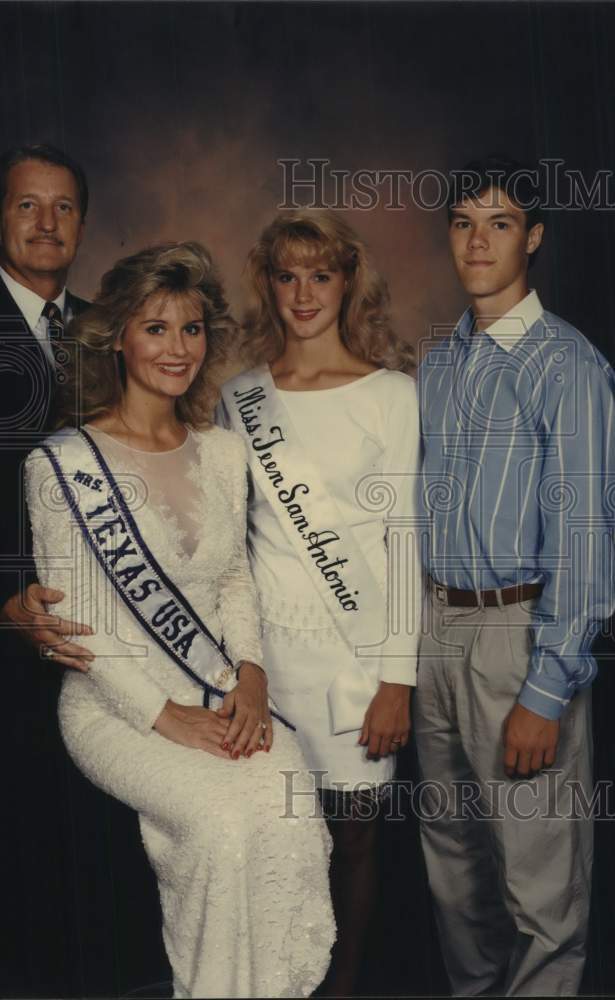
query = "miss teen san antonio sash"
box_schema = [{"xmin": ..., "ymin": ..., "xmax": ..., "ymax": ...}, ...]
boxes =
[
  {"xmin": 41, "ymin": 428, "xmax": 293, "ymax": 729},
  {"xmin": 221, "ymin": 366, "xmax": 388, "ymax": 735}
]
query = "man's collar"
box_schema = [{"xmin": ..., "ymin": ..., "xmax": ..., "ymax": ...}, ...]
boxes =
[
  {"xmin": 0, "ymin": 265, "xmax": 66, "ymax": 332},
  {"xmin": 455, "ymin": 290, "xmax": 544, "ymax": 352}
]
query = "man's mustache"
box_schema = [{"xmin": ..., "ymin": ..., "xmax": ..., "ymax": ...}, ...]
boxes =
[{"xmin": 27, "ymin": 237, "xmax": 64, "ymax": 246}]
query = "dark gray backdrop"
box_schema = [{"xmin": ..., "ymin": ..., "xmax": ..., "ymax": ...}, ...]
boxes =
[{"xmin": 0, "ymin": 2, "xmax": 613, "ymax": 997}]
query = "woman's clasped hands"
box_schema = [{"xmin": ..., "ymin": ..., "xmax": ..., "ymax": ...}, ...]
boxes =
[{"xmin": 153, "ymin": 661, "xmax": 273, "ymax": 760}]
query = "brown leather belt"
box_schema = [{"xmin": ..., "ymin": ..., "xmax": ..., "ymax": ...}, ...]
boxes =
[{"xmin": 428, "ymin": 577, "xmax": 542, "ymax": 608}]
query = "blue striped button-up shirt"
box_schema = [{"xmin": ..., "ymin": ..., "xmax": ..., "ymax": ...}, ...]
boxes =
[{"xmin": 419, "ymin": 290, "xmax": 615, "ymax": 719}]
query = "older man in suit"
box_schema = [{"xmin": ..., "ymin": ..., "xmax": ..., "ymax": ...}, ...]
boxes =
[
  {"xmin": 0, "ymin": 144, "xmax": 91, "ymax": 654},
  {"xmin": 0, "ymin": 143, "xmax": 97, "ymax": 996},
  {"xmin": 0, "ymin": 144, "xmax": 171, "ymax": 1000}
]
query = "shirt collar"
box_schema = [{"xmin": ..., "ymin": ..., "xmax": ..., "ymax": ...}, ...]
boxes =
[
  {"xmin": 455, "ymin": 289, "xmax": 544, "ymax": 352},
  {"xmin": 0, "ymin": 265, "xmax": 66, "ymax": 332}
]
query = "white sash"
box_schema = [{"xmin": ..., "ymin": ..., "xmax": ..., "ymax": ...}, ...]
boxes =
[
  {"xmin": 221, "ymin": 366, "xmax": 388, "ymax": 734},
  {"xmin": 41, "ymin": 428, "xmax": 293, "ymax": 729}
]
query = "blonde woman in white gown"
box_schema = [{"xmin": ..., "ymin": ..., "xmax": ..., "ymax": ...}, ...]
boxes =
[
  {"xmin": 25, "ymin": 242, "xmax": 335, "ymax": 999},
  {"xmin": 219, "ymin": 212, "xmax": 422, "ymax": 996}
]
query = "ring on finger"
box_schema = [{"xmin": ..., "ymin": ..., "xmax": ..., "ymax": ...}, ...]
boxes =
[{"xmin": 41, "ymin": 646, "xmax": 56, "ymax": 659}]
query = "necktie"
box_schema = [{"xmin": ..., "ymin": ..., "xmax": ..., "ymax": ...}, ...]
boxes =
[{"xmin": 42, "ymin": 300, "xmax": 68, "ymax": 384}]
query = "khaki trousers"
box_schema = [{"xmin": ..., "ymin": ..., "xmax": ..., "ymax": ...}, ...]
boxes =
[{"xmin": 414, "ymin": 590, "xmax": 593, "ymax": 997}]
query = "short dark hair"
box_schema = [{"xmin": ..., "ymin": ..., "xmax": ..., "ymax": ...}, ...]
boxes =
[
  {"xmin": 447, "ymin": 155, "xmax": 544, "ymax": 231},
  {"xmin": 0, "ymin": 143, "xmax": 89, "ymax": 219}
]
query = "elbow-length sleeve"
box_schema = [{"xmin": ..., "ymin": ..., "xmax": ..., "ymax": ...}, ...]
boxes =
[
  {"xmin": 25, "ymin": 446, "xmax": 169, "ymax": 734},
  {"xmin": 214, "ymin": 433, "xmax": 264, "ymax": 670},
  {"xmin": 376, "ymin": 374, "xmax": 424, "ymax": 687}
]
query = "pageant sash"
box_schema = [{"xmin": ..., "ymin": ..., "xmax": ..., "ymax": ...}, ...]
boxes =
[
  {"xmin": 220, "ymin": 366, "xmax": 388, "ymax": 734},
  {"xmin": 41, "ymin": 428, "xmax": 293, "ymax": 730}
]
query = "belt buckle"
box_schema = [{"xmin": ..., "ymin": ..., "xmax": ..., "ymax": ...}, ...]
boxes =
[{"xmin": 435, "ymin": 584, "xmax": 448, "ymax": 606}]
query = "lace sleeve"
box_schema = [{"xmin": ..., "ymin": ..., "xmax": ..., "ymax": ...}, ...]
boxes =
[
  {"xmin": 25, "ymin": 447, "xmax": 169, "ymax": 734},
  {"xmin": 215, "ymin": 435, "xmax": 264, "ymax": 669}
]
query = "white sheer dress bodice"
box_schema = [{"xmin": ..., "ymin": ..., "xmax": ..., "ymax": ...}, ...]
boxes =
[{"xmin": 85, "ymin": 426, "xmax": 204, "ymax": 558}]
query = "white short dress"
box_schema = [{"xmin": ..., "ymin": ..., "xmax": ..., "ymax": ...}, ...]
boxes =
[{"xmin": 223, "ymin": 369, "xmax": 422, "ymax": 791}]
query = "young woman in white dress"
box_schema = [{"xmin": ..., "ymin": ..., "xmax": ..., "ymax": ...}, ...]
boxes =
[
  {"xmin": 25, "ymin": 242, "xmax": 335, "ymax": 999},
  {"xmin": 219, "ymin": 211, "xmax": 422, "ymax": 996}
]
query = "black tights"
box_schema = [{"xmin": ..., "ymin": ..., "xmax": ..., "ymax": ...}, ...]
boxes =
[{"xmin": 316, "ymin": 791, "xmax": 381, "ymax": 997}]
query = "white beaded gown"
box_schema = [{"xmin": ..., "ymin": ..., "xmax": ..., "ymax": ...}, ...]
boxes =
[
  {"xmin": 220, "ymin": 368, "xmax": 422, "ymax": 791},
  {"xmin": 25, "ymin": 424, "xmax": 335, "ymax": 1000}
]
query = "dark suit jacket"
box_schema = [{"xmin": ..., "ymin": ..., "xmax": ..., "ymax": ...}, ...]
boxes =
[{"xmin": 0, "ymin": 275, "xmax": 89, "ymax": 608}]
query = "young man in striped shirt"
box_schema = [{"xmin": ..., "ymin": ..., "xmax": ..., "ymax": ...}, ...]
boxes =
[{"xmin": 415, "ymin": 156, "xmax": 615, "ymax": 996}]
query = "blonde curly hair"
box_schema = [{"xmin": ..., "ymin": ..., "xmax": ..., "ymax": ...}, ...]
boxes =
[
  {"xmin": 55, "ymin": 241, "xmax": 238, "ymax": 429},
  {"xmin": 242, "ymin": 210, "xmax": 413, "ymax": 371}
]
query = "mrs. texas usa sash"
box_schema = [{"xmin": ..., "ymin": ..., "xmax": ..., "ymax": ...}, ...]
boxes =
[
  {"xmin": 220, "ymin": 366, "xmax": 388, "ymax": 735},
  {"xmin": 40, "ymin": 428, "xmax": 293, "ymax": 729}
]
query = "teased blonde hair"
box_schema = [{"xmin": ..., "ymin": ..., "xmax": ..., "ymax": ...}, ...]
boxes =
[
  {"xmin": 56, "ymin": 241, "xmax": 238, "ymax": 429},
  {"xmin": 242, "ymin": 210, "xmax": 413, "ymax": 371}
]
